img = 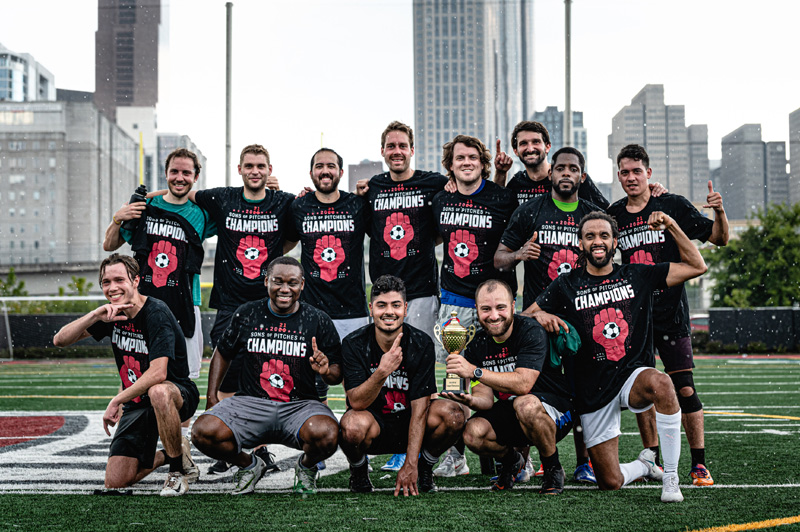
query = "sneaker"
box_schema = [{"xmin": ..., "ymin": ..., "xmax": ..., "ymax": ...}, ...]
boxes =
[
  {"xmin": 418, "ymin": 460, "xmax": 438, "ymax": 493},
  {"xmin": 637, "ymin": 449, "xmax": 664, "ymax": 481},
  {"xmin": 539, "ymin": 466, "xmax": 566, "ymax": 495},
  {"xmin": 232, "ymin": 455, "xmax": 266, "ymax": 495},
  {"xmin": 381, "ymin": 453, "xmax": 406, "ymax": 472},
  {"xmin": 491, "ymin": 457, "xmax": 531, "ymax": 484},
  {"xmin": 160, "ymin": 471, "xmax": 188, "ymax": 497},
  {"xmin": 433, "ymin": 452, "xmax": 469, "ymax": 477},
  {"xmin": 207, "ymin": 459, "xmax": 232, "ymax": 476},
  {"xmin": 492, "ymin": 452, "xmax": 524, "ymax": 491},
  {"xmin": 661, "ymin": 472, "xmax": 684, "ymax": 503},
  {"xmin": 349, "ymin": 461, "xmax": 373, "ymax": 493},
  {"xmin": 573, "ymin": 461, "xmax": 596, "ymax": 484},
  {"xmin": 534, "ymin": 463, "xmax": 544, "ymax": 477},
  {"xmin": 254, "ymin": 447, "xmax": 280, "ymax": 473},
  {"xmin": 293, "ymin": 456, "xmax": 319, "ymax": 495},
  {"xmin": 181, "ymin": 436, "xmax": 199, "ymax": 483},
  {"xmin": 690, "ymin": 464, "xmax": 714, "ymax": 486},
  {"xmin": 317, "ymin": 461, "xmax": 326, "ymax": 471}
]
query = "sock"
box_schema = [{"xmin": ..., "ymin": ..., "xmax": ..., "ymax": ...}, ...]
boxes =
[
  {"xmin": 168, "ymin": 454, "xmax": 182, "ymax": 473},
  {"xmin": 347, "ymin": 454, "xmax": 367, "ymax": 468},
  {"xmin": 454, "ymin": 438, "xmax": 465, "ymax": 456},
  {"xmin": 501, "ymin": 449, "xmax": 520, "ymax": 467},
  {"xmin": 181, "ymin": 426, "xmax": 189, "ymax": 438},
  {"xmin": 648, "ymin": 445, "xmax": 662, "ymax": 467},
  {"xmin": 242, "ymin": 453, "xmax": 258, "ymax": 470},
  {"xmin": 298, "ymin": 454, "xmax": 317, "ymax": 471},
  {"xmin": 620, "ymin": 460, "xmax": 649, "ymax": 486},
  {"xmin": 421, "ymin": 448, "xmax": 438, "ymax": 467},
  {"xmin": 690, "ymin": 448, "xmax": 706, "ymax": 468},
  {"xmin": 540, "ymin": 449, "xmax": 560, "ymax": 471},
  {"xmin": 157, "ymin": 449, "xmax": 168, "ymax": 467},
  {"xmin": 656, "ymin": 410, "xmax": 682, "ymax": 475},
  {"xmin": 575, "ymin": 455, "xmax": 589, "ymax": 467}
]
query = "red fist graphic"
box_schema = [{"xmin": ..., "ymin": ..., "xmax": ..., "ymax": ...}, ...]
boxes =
[
  {"xmin": 147, "ymin": 240, "xmax": 178, "ymax": 288},
  {"xmin": 260, "ymin": 359, "xmax": 294, "ymax": 402},
  {"xmin": 448, "ymin": 229, "xmax": 479, "ymax": 278},
  {"xmin": 119, "ymin": 355, "xmax": 143, "ymax": 403},
  {"xmin": 383, "ymin": 212, "xmax": 414, "ymax": 260},
  {"xmin": 237, "ymin": 235, "xmax": 268, "ymax": 279},
  {"xmin": 313, "ymin": 235, "xmax": 345, "ymax": 282},
  {"xmin": 631, "ymin": 249, "xmax": 655, "ymax": 265},
  {"xmin": 592, "ymin": 308, "xmax": 630, "ymax": 362},
  {"xmin": 382, "ymin": 389, "xmax": 408, "ymax": 414},
  {"xmin": 547, "ymin": 248, "xmax": 578, "ymax": 280}
]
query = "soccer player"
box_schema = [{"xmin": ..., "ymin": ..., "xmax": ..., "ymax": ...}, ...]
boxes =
[
  {"xmin": 339, "ymin": 275, "xmax": 465, "ymax": 495},
  {"xmin": 191, "ymin": 257, "xmax": 341, "ymax": 496},
  {"xmin": 53, "ymin": 254, "xmax": 200, "ymax": 496},
  {"xmin": 607, "ymin": 144, "xmax": 729, "ymax": 486},
  {"xmin": 442, "ymin": 279, "xmax": 574, "ymax": 493},
  {"xmin": 529, "ymin": 211, "xmax": 708, "ymax": 503}
]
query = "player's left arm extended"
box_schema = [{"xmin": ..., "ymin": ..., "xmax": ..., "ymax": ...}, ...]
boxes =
[
  {"xmin": 655, "ymin": 212, "xmax": 708, "ymax": 287},
  {"xmin": 394, "ymin": 395, "xmax": 430, "ymax": 496}
]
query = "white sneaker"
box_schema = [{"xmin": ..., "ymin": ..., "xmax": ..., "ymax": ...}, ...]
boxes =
[
  {"xmin": 181, "ymin": 436, "xmax": 200, "ymax": 483},
  {"xmin": 661, "ymin": 472, "xmax": 684, "ymax": 503},
  {"xmin": 160, "ymin": 471, "xmax": 188, "ymax": 497},
  {"xmin": 433, "ymin": 452, "xmax": 470, "ymax": 477},
  {"xmin": 232, "ymin": 455, "xmax": 267, "ymax": 495},
  {"xmin": 637, "ymin": 449, "xmax": 664, "ymax": 481},
  {"xmin": 517, "ymin": 457, "xmax": 534, "ymax": 483}
]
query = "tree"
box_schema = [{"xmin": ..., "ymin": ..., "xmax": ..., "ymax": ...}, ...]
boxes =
[
  {"xmin": 0, "ymin": 268, "xmax": 28, "ymax": 297},
  {"xmin": 703, "ymin": 202, "xmax": 800, "ymax": 307}
]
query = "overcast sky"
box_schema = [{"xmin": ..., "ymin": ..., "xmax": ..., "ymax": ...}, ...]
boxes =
[{"xmin": 1, "ymin": 0, "xmax": 798, "ymax": 193}]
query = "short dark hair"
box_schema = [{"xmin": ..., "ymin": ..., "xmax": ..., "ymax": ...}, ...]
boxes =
[
  {"xmin": 475, "ymin": 279, "xmax": 515, "ymax": 303},
  {"xmin": 511, "ymin": 121, "xmax": 550, "ymax": 149},
  {"xmin": 381, "ymin": 121, "xmax": 414, "ymax": 149},
  {"xmin": 616, "ymin": 144, "xmax": 649, "ymax": 169},
  {"xmin": 165, "ymin": 148, "xmax": 201, "ymax": 177},
  {"xmin": 441, "ymin": 135, "xmax": 492, "ymax": 181},
  {"xmin": 99, "ymin": 253, "xmax": 139, "ymax": 284},
  {"xmin": 551, "ymin": 147, "xmax": 586, "ymax": 174},
  {"xmin": 578, "ymin": 211, "xmax": 619, "ymax": 240},
  {"xmin": 266, "ymin": 256, "xmax": 303, "ymax": 279},
  {"xmin": 370, "ymin": 275, "xmax": 406, "ymax": 302},
  {"xmin": 310, "ymin": 148, "xmax": 343, "ymax": 171}
]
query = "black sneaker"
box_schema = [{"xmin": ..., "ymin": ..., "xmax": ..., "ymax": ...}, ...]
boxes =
[
  {"xmin": 254, "ymin": 447, "xmax": 280, "ymax": 473},
  {"xmin": 418, "ymin": 460, "xmax": 438, "ymax": 493},
  {"xmin": 492, "ymin": 451, "xmax": 524, "ymax": 491},
  {"xmin": 539, "ymin": 465, "xmax": 566, "ymax": 495},
  {"xmin": 348, "ymin": 461, "xmax": 373, "ymax": 493},
  {"xmin": 207, "ymin": 459, "xmax": 232, "ymax": 475}
]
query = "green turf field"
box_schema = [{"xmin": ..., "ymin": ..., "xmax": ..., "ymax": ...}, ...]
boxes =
[{"xmin": 1, "ymin": 356, "xmax": 800, "ymax": 532}]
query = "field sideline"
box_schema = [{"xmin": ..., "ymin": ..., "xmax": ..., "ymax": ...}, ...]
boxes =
[{"xmin": 1, "ymin": 356, "xmax": 800, "ymax": 532}]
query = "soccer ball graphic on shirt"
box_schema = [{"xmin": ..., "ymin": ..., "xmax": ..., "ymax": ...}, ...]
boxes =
[
  {"xmin": 453, "ymin": 242, "xmax": 470, "ymax": 258},
  {"xmin": 392, "ymin": 402, "xmax": 406, "ymax": 413},
  {"xmin": 556, "ymin": 262, "xmax": 572, "ymax": 275},
  {"xmin": 127, "ymin": 368, "xmax": 138, "ymax": 384},
  {"xmin": 389, "ymin": 224, "xmax": 405, "ymax": 241},
  {"xmin": 320, "ymin": 247, "xmax": 337, "ymax": 263},
  {"xmin": 154, "ymin": 253, "xmax": 170, "ymax": 269},
  {"xmin": 268, "ymin": 373, "xmax": 285, "ymax": 389},
  {"xmin": 244, "ymin": 247, "xmax": 260, "ymax": 260},
  {"xmin": 602, "ymin": 321, "xmax": 621, "ymax": 339}
]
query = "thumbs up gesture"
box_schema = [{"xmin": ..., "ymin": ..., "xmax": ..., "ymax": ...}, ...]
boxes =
[
  {"xmin": 516, "ymin": 231, "xmax": 541, "ymax": 262},
  {"xmin": 704, "ymin": 180, "xmax": 724, "ymax": 213}
]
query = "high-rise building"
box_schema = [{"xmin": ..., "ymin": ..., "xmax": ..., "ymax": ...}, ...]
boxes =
[
  {"xmin": 720, "ymin": 124, "xmax": 765, "ymax": 221},
  {"xmin": 157, "ymin": 134, "xmax": 207, "ymax": 191},
  {"xmin": 0, "ymin": 42, "xmax": 55, "ymax": 102},
  {"xmin": 347, "ymin": 159, "xmax": 383, "ymax": 193},
  {"xmin": 765, "ymin": 141, "xmax": 789, "ymax": 206},
  {"xmin": 532, "ymin": 106, "xmax": 587, "ymax": 167},
  {"xmin": 790, "ymin": 108, "xmax": 800, "ymax": 205},
  {"xmin": 688, "ymin": 125, "xmax": 710, "ymax": 203},
  {"xmin": 412, "ymin": 0, "xmax": 534, "ymax": 171}
]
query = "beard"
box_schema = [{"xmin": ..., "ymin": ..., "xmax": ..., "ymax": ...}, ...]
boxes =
[
  {"xmin": 586, "ymin": 244, "xmax": 615, "ymax": 268},
  {"xmin": 481, "ymin": 314, "xmax": 514, "ymax": 339},
  {"xmin": 553, "ymin": 179, "xmax": 579, "ymax": 200}
]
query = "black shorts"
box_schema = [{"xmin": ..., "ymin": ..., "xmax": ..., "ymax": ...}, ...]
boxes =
[
  {"xmin": 362, "ymin": 410, "xmax": 410, "ymax": 455},
  {"xmin": 211, "ymin": 308, "xmax": 243, "ymax": 394},
  {"xmin": 471, "ymin": 393, "xmax": 574, "ymax": 448},
  {"xmin": 655, "ymin": 335, "xmax": 694, "ymax": 373},
  {"xmin": 109, "ymin": 380, "xmax": 199, "ymax": 467}
]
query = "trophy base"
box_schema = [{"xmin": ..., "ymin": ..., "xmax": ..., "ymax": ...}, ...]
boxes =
[{"xmin": 442, "ymin": 374, "xmax": 470, "ymax": 394}]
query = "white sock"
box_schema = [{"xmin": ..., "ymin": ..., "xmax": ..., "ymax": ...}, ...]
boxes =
[
  {"xmin": 620, "ymin": 460, "xmax": 649, "ymax": 486},
  {"xmin": 656, "ymin": 410, "xmax": 682, "ymax": 475}
]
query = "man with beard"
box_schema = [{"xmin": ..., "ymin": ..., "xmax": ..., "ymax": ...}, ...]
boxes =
[
  {"xmin": 442, "ymin": 279, "xmax": 574, "ymax": 494},
  {"xmin": 528, "ymin": 211, "xmax": 708, "ymax": 503}
]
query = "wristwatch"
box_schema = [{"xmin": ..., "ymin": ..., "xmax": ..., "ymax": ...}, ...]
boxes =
[{"xmin": 472, "ymin": 367, "xmax": 483, "ymax": 380}]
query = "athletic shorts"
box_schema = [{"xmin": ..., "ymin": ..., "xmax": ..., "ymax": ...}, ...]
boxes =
[
  {"xmin": 655, "ymin": 335, "xmax": 694, "ymax": 373},
  {"xmin": 434, "ymin": 303, "xmax": 478, "ymax": 363},
  {"xmin": 109, "ymin": 380, "xmax": 199, "ymax": 466},
  {"xmin": 406, "ymin": 295, "xmax": 440, "ymax": 344},
  {"xmin": 361, "ymin": 410, "xmax": 411, "ymax": 455},
  {"xmin": 471, "ymin": 394, "xmax": 574, "ymax": 448},
  {"xmin": 210, "ymin": 307, "xmax": 242, "ymax": 394},
  {"xmin": 203, "ymin": 395, "xmax": 337, "ymax": 452},
  {"xmin": 580, "ymin": 366, "xmax": 652, "ymax": 449},
  {"xmin": 185, "ymin": 306, "xmax": 203, "ymax": 380}
]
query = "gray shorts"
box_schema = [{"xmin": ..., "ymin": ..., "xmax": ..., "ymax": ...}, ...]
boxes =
[
  {"xmin": 406, "ymin": 295, "xmax": 439, "ymax": 343},
  {"xmin": 204, "ymin": 395, "xmax": 337, "ymax": 452}
]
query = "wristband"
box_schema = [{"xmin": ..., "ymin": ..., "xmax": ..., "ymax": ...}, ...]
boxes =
[{"xmin": 112, "ymin": 215, "xmax": 122, "ymax": 226}]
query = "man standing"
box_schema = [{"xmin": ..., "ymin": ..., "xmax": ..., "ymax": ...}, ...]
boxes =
[
  {"xmin": 607, "ymin": 144, "xmax": 728, "ymax": 486},
  {"xmin": 530, "ymin": 211, "xmax": 708, "ymax": 503},
  {"xmin": 443, "ymin": 279, "xmax": 574, "ymax": 494},
  {"xmin": 53, "ymin": 254, "xmax": 200, "ymax": 496},
  {"xmin": 191, "ymin": 257, "xmax": 342, "ymax": 496},
  {"xmin": 339, "ymin": 275, "xmax": 465, "ymax": 495}
]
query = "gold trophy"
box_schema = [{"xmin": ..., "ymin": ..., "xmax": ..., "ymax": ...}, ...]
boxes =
[{"xmin": 434, "ymin": 311, "xmax": 477, "ymax": 394}]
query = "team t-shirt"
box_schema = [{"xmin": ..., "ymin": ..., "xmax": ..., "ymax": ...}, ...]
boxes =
[
  {"xmin": 535, "ymin": 263, "xmax": 669, "ymax": 414},
  {"xmin": 194, "ymin": 187, "xmax": 297, "ymax": 310},
  {"xmin": 290, "ymin": 191, "xmax": 369, "ymax": 319},
  {"xmin": 365, "ymin": 171, "xmax": 449, "ymax": 300},
  {"xmin": 216, "ymin": 300, "xmax": 341, "ymax": 402},
  {"xmin": 507, "ymin": 170, "xmax": 609, "ymax": 210},
  {"xmin": 607, "ymin": 193, "xmax": 713, "ymax": 338},
  {"xmin": 432, "ymin": 179, "xmax": 519, "ymax": 299},
  {"xmin": 501, "ymin": 196, "xmax": 602, "ymax": 310},
  {"xmin": 341, "ymin": 323, "xmax": 437, "ymax": 421},
  {"xmin": 88, "ymin": 297, "xmax": 192, "ymax": 410},
  {"xmin": 464, "ymin": 315, "xmax": 569, "ymax": 401}
]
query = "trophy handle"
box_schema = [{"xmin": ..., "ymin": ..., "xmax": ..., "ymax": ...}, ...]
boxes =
[
  {"xmin": 465, "ymin": 324, "xmax": 477, "ymax": 347},
  {"xmin": 433, "ymin": 323, "xmax": 444, "ymax": 349}
]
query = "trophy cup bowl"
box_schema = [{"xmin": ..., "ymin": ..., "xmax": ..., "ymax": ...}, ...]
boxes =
[{"xmin": 433, "ymin": 311, "xmax": 476, "ymax": 394}]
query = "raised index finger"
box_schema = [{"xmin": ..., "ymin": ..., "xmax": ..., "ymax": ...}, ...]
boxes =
[
  {"xmin": 312, "ymin": 337, "xmax": 318, "ymax": 353},
  {"xmin": 391, "ymin": 333, "xmax": 403, "ymax": 351},
  {"xmin": 496, "ymin": 139, "xmax": 502, "ymax": 153}
]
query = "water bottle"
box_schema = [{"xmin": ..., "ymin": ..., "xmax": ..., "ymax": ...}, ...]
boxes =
[{"xmin": 121, "ymin": 184, "xmax": 148, "ymax": 232}]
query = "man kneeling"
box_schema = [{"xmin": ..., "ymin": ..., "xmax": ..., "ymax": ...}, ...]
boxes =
[
  {"xmin": 443, "ymin": 279, "xmax": 574, "ymax": 493},
  {"xmin": 339, "ymin": 275, "xmax": 465, "ymax": 495}
]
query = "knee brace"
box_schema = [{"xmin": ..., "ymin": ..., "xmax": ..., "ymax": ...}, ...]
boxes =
[{"xmin": 669, "ymin": 372, "xmax": 703, "ymax": 414}]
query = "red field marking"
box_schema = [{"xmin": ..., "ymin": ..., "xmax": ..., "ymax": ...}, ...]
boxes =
[{"xmin": 0, "ymin": 416, "xmax": 65, "ymax": 447}]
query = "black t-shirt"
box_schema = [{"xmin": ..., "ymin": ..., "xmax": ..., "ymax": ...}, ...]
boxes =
[
  {"xmin": 535, "ymin": 263, "xmax": 669, "ymax": 414},
  {"xmin": 365, "ymin": 171, "xmax": 449, "ymax": 299},
  {"xmin": 291, "ymin": 192, "xmax": 369, "ymax": 319},
  {"xmin": 432, "ymin": 180, "xmax": 519, "ymax": 299},
  {"xmin": 501, "ymin": 196, "xmax": 602, "ymax": 310},
  {"xmin": 507, "ymin": 170, "xmax": 610, "ymax": 210},
  {"xmin": 194, "ymin": 187, "xmax": 297, "ymax": 310},
  {"xmin": 217, "ymin": 300, "xmax": 341, "ymax": 402},
  {"xmin": 128, "ymin": 203, "xmax": 205, "ymax": 337},
  {"xmin": 464, "ymin": 315, "xmax": 569, "ymax": 401},
  {"xmin": 341, "ymin": 323, "xmax": 437, "ymax": 421},
  {"xmin": 607, "ymin": 193, "xmax": 713, "ymax": 338},
  {"xmin": 88, "ymin": 297, "xmax": 191, "ymax": 410}
]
